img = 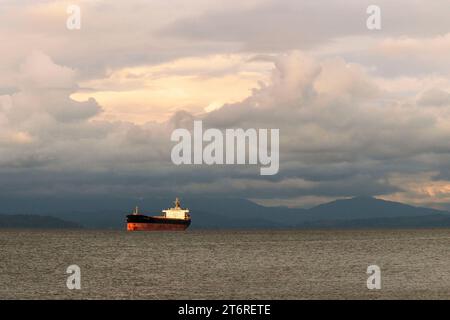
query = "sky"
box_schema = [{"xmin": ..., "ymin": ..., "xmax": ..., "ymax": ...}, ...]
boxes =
[{"xmin": 0, "ymin": 0, "xmax": 450, "ymax": 209}]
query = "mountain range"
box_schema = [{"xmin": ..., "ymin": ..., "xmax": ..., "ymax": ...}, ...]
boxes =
[
  {"xmin": 0, "ymin": 195, "xmax": 449, "ymax": 229},
  {"xmin": 0, "ymin": 214, "xmax": 82, "ymax": 229}
]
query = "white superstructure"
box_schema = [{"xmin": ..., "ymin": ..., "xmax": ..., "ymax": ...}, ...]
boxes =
[{"xmin": 162, "ymin": 198, "xmax": 190, "ymax": 220}]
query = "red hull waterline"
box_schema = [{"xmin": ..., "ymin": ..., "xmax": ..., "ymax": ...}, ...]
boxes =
[{"xmin": 127, "ymin": 222, "xmax": 189, "ymax": 231}]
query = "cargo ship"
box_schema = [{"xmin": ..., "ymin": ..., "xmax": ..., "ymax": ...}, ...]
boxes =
[{"xmin": 126, "ymin": 198, "xmax": 191, "ymax": 231}]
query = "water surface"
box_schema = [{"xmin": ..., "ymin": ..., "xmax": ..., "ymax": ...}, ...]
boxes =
[{"xmin": 0, "ymin": 229, "xmax": 449, "ymax": 299}]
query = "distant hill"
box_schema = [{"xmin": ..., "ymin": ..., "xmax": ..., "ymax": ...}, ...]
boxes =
[
  {"xmin": 304, "ymin": 196, "xmax": 445, "ymax": 220},
  {"xmin": 186, "ymin": 196, "xmax": 450, "ymax": 229},
  {"xmin": 0, "ymin": 195, "xmax": 449, "ymax": 229},
  {"xmin": 0, "ymin": 214, "xmax": 82, "ymax": 229}
]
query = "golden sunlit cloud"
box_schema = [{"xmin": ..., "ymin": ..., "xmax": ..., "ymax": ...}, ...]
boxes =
[
  {"xmin": 380, "ymin": 172, "xmax": 450, "ymax": 208},
  {"xmin": 72, "ymin": 54, "xmax": 273, "ymax": 123}
]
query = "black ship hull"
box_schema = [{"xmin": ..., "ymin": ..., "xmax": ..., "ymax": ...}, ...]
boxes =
[{"xmin": 126, "ymin": 214, "xmax": 191, "ymax": 231}]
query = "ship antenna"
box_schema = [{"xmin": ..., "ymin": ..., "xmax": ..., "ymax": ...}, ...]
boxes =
[
  {"xmin": 175, "ymin": 197, "xmax": 180, "ymax": 209},
  {"xmin": 134, "ymin": 206, "xmax": 139, "ymax": 215}
]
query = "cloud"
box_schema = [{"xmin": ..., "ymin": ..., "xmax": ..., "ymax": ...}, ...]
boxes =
[
  {"xmin": 0, "ymin": 52, "xmax": 126, "ymax": 172},
  {"xmin": 1, "ymin": 51, "xmax": 446, "ymax": 206},
  {"xmin": 18, "ymin": 51, "xmax": 77, "ymax": 90},
  {"xmin": 377, "ymin": 34, "xmax": 450, "ymax": 60},
  {"xmin": 161, "ymin": 0, "xmax": 450, "ymax": 51},
  {"xmin": 371, "ymin": 33, "xmax": 450, "ymax": 76},
  {"xmin": 2, "ymin": 0, "xmax": 449, "ymax": 83},
  {"xmin": 417, "ymin": 88, "xmax": 450, "ymax": 107},
  {"xmin": 0, "ymin": 1, "xmax": 449, "ymax": 208},
  {"xmin": 380, "ymin": 172, "xmax": 450, "ymax": 209},
  {"xmin": 2, "ymin": 51, "xmax": 101, "ymax": 124},
  {"xmin": 71, "ymin": 54, "xmax": 273, "ymax": 123},
  {"xmin": 196, "ymin": 51, "xmax": 450, "ymax": 203}
]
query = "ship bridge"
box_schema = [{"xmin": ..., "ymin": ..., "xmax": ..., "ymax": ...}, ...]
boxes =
[{"xmin": 162, "ymin": 198, "xmax": 190, "ymax": 220}]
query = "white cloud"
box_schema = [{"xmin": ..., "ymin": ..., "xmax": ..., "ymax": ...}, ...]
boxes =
[{"xmin": 18, "ymin": 51, "xmax": 77, "ymax": 89}]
